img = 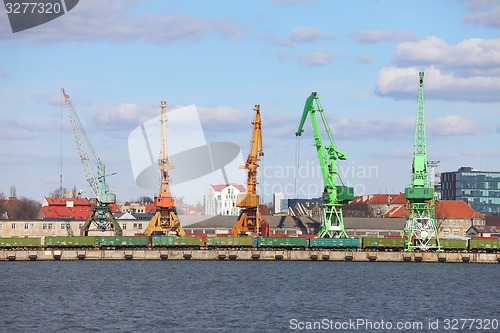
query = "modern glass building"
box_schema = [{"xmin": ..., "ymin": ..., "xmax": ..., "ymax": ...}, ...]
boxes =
[{"xmin": 441, "ymin": 167, "xmax": 500, "ymax": 215}]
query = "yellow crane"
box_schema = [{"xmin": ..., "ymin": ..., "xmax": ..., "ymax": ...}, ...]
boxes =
[
  {"xmin": 231, "ymin": 105, "xmax": 269, "ymax": 236},
  {"xmin": 144, "ymin": 101, "xmax": 185, "ymax": 236}
]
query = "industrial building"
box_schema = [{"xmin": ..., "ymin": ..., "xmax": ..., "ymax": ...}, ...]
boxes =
[{"xmin": 441, "ymin": 167, "xmax": 500, "ymax": 215}]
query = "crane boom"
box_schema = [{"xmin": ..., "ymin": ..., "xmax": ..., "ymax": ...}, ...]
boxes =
[
  {"xmin": 231, "ymin": 105, "xmax": 269, "ymax": 236},
  {"xmin": 296, "ymin": 92, "xmax": 353, "ymax": 238},
  {"xmin": 403, "ymin": 72, "xmax": 441, "ymax": 251},
  {"xmin": 61, "ymin": 88, "xmax": 122, "ymax": 236},
  {"xmin": 62, "ymin": 88, "xmax": 99, "ymax": 198}
]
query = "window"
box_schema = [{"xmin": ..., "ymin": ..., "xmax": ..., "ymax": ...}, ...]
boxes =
[
  {"xmin": 43, "ymin": 223, "xmax": 47, "ymax": 230},
  {"xmin": 138, "ymin": 223, "xmax": 143, "ymax": 229},
  {"xmin": 29, "ymin": 223, "xmax": 34, "ymax": 229},
  {"xmin": 24, "ymin": 223, "xmax": 29, "ymax": 230},
  {"xmin": 48, "ymin": 223, "xmax": 53, "ymax": 230},
  {"xmin": 79, "ymin": 223, "xmax": 84, "ymax": 229},
  {"xmin": 122, "ymin": 223, "xmax": 127, "ymax": 230},
  {"xmin": 11, "ymin": 223, "xmax": 16, "ymax": 230},
  {"xmin": 61, "ymin": 224, "xmax": 66, "ymax": 230},
  {"xmin": 0, "ymin": 223, "xmax": 2, "ymax": 230},
  {"xmin": 133, "ymin": 223, "xmax": 138, "ymax": 229}
]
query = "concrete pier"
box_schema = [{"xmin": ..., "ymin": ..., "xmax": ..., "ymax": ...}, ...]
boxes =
[{"xmin": 1, "ymin": 250, "xmax": 499, "ymax": 263}]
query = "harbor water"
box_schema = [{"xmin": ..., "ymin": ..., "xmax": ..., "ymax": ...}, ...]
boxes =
[{"xmin": 0, "ymin": 261, "xmax": 498, "ymax": 332}]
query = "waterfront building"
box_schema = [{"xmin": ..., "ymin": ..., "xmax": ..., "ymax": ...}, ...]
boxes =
[
  {"xmin": 37, "ymin": 197, "xmax": 121, "ymax": 220},
  {"xmin": 273, "ymin": 192, "xmax": 284, "ymax": 214},
  {"xmin": 204, "ymin": 184, "xmax": 246, "ymax": 216},
  {"xmin": 441, "ymin": 167, "xmax": 500, "ymax": 215}
]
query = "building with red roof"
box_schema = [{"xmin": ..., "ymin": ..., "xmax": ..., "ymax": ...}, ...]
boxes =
[
  {"xmin": 344, "ymin": 193, "xmax": 407, "ymax": 218},
  {"xmin": 37, "ymin": 197, "xmax": 121, "ymax": 220}
]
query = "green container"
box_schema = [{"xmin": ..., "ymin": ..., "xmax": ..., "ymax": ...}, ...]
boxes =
[
  {"xmin": 151, "ymin": 236, "xmax": 177, "ymax": 247},
  {"xmin": 257, "ymin": 237, "xmax": 307, "ymax": 248},
  {"xmin": 97, "ymin": 236, "xmax": 149, "ymax": 248},
  {"xmin": 430, "ymin": 238, "xmax": 467, "ymax": 250},
  {"xmin": 151, "ymin": 236, "xmax": 203, "ymax": 247},
  {"xmin": 206, "ymin": 236, "xmax": 255, "ymax": 247},
  {"xmin": 469, "ymin": 239, "xmax": 500, "ymax": 250},
  {"xmin": 362, "ymin": 237, "xmax": 405, "ymax": 249},
  {"xmin": 309, "ymin": 237, "xmax": 361, "ymax": 248},
  {"xmin": 0, "ymin": 237, "xmax": 41, "ymax": 248},
  {"xmin": 44, "ymin": 236, "xmax": 97, "ymax": 248}
]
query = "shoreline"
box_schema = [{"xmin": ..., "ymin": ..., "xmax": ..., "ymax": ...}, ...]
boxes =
[{"xmin": 2, "ymin": 249, "xmax": 499, "ymax": 263}]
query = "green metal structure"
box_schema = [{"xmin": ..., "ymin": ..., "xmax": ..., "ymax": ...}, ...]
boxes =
[
  {"xmin": 296, "ymin": 92, "xmax": 354, "ymax": 238},
  {"xmin": 62, "ymin": 89, "xmax": 122, "ymax": 236},
  {"xmin": 402, "ymin": 72, "xmax": 441, "ymax": 251}
]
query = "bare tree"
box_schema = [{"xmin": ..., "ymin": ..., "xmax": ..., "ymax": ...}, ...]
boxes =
[
  {"xmin": 7, "ymin": 197, "xmax": 41, "ymax": 219},
  {"xmin": 0, "ymin": 192, "xmax": 7, "ymax": 219},
  {"xmin": 49, "ymin": 187, "xmax": 68, "ymax": 198},
  {"xmin": 137, "ymin": 196, "xmax": 154, "ymax": 203}
]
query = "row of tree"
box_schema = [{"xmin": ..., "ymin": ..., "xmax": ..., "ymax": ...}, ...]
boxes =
[{"xmin": 0, "ymin": 194, "xmax": 41, "ymax": 220}]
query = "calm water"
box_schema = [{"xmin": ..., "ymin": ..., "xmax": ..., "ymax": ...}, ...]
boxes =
[{"xmin": 0, "ymin": 261, "xmax": 498, "ymax": 332}]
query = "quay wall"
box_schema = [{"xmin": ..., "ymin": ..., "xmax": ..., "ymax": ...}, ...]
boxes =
[{"xmin": 1, "ymin": 250, "xmax": 499, "ymax": 263}]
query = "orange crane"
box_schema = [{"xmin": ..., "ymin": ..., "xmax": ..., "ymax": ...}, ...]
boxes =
[
  {"xmin": 231, "ymin": 105, "xmax": 269, "ymax": 236},
  {"xmin": 144, "ymin": 101, "xmax": 185, "ymax": 236}
]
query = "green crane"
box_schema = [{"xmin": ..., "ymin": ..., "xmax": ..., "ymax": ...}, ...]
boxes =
[
  {"xmin": 62, "ymin": 88, "xmax": 122, "ymax": 236},
  {"xmin": 402, "ymin": 72, "xmax": 441, "ymax": 251},
  {"xmin": 296, "ymin": 92, "xmax": 354, "ymax": 238}
]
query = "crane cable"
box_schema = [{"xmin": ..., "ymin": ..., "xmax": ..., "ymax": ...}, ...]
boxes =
[{"xmin": 295, "ymin": 135, "xmax": 300, "ymax": 199}]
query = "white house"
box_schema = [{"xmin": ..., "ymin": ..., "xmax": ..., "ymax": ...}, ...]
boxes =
[{"xmin": 204, "ymin": 184, "xmax": 246, "ymax": 216}]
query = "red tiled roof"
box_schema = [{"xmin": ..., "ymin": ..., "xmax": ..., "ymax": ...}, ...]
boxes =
[
  {"xmin": 40, "ymin": 206, "xmax": 93, "ymax": 220},
  {"xmin": 145, "ymin": 203, "xmax": 156, "ymax": 213},
  {"xmin": 435, "ymin": 200, "xmax": 485, "ymax": 219},
  {"xmin": 210, "ymin": 184, "xmax": 246, "ymax": 192},
  {"xmin": 384, "ymin": 200, "xmax": 485, "ymax": 219},
  {"xmin": 41, "ymin": 197, "xmax": 121, "ymax": 219},
  {"xmin": 43, "ymin": 197, "xmax": 90, "ymax": 206}
]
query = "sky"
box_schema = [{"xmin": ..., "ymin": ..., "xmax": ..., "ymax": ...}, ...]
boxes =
[{"xmin": 0, "ymin": 0, "xmax": 499, "ymax": 205}]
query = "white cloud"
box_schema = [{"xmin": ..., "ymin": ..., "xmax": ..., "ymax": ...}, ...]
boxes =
[
  {"xmin": 464, "ymin": 3, "xmax": 500, "ymax": 28},
  {"xmin": 351, "ymin": 30, "xmax": 417, "ymax": 43},
  {"xmin": 393, "ymin": 37, "xmax": 500, "ymax": 69},
  {"xmin": 4, "ymin": 0, "xmax": 246, "ymax": 44},
  {"xmin": 375, "ymin": 66, "xmax": 500, "ymax": 102},
  {"xmin": 375, "ymin": 37, "xmax": 500, "ymax": 102},
  {"xmin": 461, "ymin": 148, "xmax": 500, "ymax": 157},
  {"xmin": 428, "ymin": 115, "xmax": 489, "ymax": 136},
  {"xmin": 299, "ymin": 50, "xmax": 334, "ymax": 66},
  {"xmin": 273, "ymin": 26, "xmax": 335, "ymax": 47}
]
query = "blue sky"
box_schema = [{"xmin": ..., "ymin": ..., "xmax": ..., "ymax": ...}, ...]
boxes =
[{"xmin": 1, "ymin": 0, "xmax": 499, "ymax": 204}]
